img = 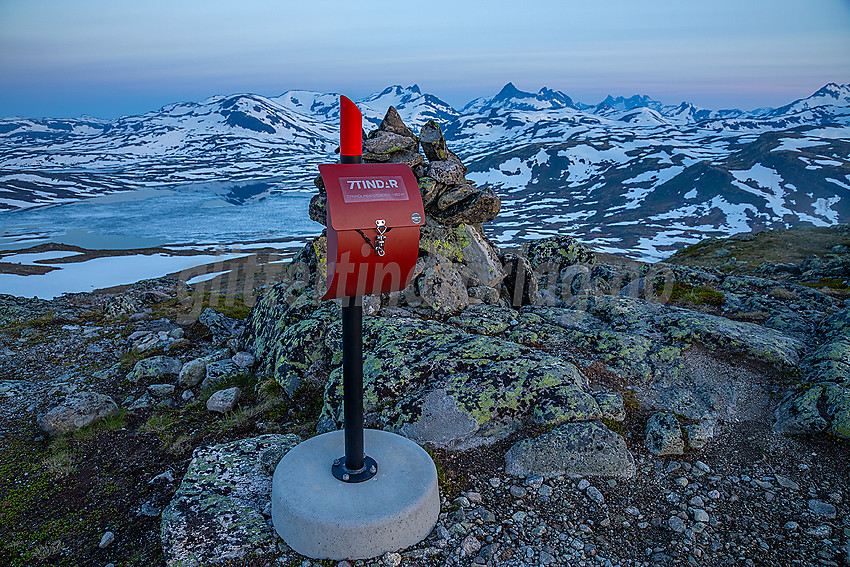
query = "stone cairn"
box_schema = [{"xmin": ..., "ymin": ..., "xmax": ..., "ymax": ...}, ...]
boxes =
[{"xmin": 304, "ymin": 106, "xmax": 593, "ymax": 315}]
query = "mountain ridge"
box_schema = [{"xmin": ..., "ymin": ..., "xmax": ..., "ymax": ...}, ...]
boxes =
[{"xmin": 1, "ymin": 82, "xmax": 848, "ymax": 260}]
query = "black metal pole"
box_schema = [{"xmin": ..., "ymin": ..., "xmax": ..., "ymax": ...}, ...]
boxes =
[
  {"xmin": 341, "ymin": 301, "xmax": 364, "ymax": 471},
  {"xmin": 331, "ymin": 152, "xmax": 377, "ymax": 483}
]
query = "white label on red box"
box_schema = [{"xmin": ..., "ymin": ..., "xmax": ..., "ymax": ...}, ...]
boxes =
[{"xmin": 340, "ymin": 176, "xmax": 409, "ymax": 203}]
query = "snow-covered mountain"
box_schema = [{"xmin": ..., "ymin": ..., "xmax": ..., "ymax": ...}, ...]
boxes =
[
  {"xmin": 1, "ymin": 82, "xmax": 848, "ymax": 259},
  {"xmin": 463, "ymin": 83, "xmax": 576, "ymax": 113}
]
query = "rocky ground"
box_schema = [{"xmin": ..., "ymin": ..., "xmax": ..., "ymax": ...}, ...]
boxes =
[
  {"xmin": 0, "ymin": 224, "xmax": 846, "ymax": 567},
  {"xmin": 1, "ymin": 108, "xmax": 849, "ymax": 567}
]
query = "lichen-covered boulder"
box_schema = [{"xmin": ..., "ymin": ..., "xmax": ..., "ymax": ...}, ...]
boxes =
[
  {"xmin": 774, "ymin": 386, "xmax": 828, "ymax": 436},
  {"xmin": 645, "ymin": 412, "xmax": 684, "ymax": 455},
  {"xmin": 416, "ymin": 258, "xmax": 470, "ymax": 316},
  {"xmin": 594, "ymin": 392, "xmax": 626, "ymax": 422},
  {"xmin": 317, "ymin": 316, "xmax": 599, "ymax": 450},
  {"xmin": 523, "ymin": 235, "xmax": 595, "ymax": 271},
  {"xmin": 504, "ymin": 420, "xmax": 636, "ymax": 478},
  {"xmin": 161, "ymin": 434, "xmax": 300, "ymax": 567},
  {"xmin": 822, "ymin": 383, "xmax": 850, "ymax": 439},
  {"xmin": 128, "ymin": 355, "xmax": 182, "ymax": 382},
  {"xmin": 37, "ymin": 391, "xmax": 118, "ymax": 436},
  {"xmin": 199, "ymin": 307, "xmax": 242, "ymax": 343}
]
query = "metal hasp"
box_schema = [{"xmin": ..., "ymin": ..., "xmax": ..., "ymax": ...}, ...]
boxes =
[{"xmin": 333, "ymin": 96, "xmax": 376, "ymax": 483}]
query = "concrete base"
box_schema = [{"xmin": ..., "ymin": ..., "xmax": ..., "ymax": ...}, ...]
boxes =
[{"xmin": 271, "ymin": 429, "xmax": 440, "ymax": 560}]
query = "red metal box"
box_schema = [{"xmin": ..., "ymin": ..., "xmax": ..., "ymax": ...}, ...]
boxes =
[{"xmin": 319, "ymin": 163, "xmax": 425, "ymax": 300}]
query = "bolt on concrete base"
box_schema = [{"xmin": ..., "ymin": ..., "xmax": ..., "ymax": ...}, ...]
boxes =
[{"xmin": 271, "ymin": 428, "xmax": 440, "ymax": 560}]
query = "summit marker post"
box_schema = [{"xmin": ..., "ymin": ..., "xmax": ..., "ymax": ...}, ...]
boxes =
[{"xmin": 271, "ymin": 96, "xmax": 438, "ymax": 560}]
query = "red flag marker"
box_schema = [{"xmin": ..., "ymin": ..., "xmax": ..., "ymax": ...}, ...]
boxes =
[{"xmin": 340, "ymin": 95, "xmax": 362, "ymax": 162}]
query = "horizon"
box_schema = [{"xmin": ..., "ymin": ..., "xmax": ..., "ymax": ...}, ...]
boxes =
[
  {"xmin": 1, "ymin": 0, "xmax": 849, "ymax": 120},
  {"xmin": 1, "ymin": 79, "xmax": 848, "ymax": 122}
]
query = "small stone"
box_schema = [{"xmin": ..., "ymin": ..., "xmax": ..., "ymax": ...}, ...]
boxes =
[
  {"xmin": 169, "ymin": 328, "xmax": 184, "ymax": 339},
  {"xmin": 688, "ymin": 496, "xmax": 705, "ymax": 508},
  {"xmin": 586, "ymin": 486, "xmax": 604, "ymax": 503},
  {"xmin": 783, "ymin": 521, "xmax": 799, "ymax": 531},
  {"xmin": 524, "ymin": 474, "xmax": 544, "ymax": 489},
  {"xmin": 694, "ymin": 461, "xmax": 711, "ymax": 473},
  {"xmin": 692, "ymin": 509, "xmax": 710, "ymax": 523},
  {"xmin": 453, "ymin": 496, "xmax": 471, "ymax": 508},
  {"xmin": 538, "ymin": 484, "xmax": 553, "ymax": 498},
  {"xmin": 808, "ymin": 499, "xmax": 837, "ymax": 519},
  {"xmin": 676, "ymin": 477, "xmax": 689, "ymax": 488},
  {"xmin": 465, "ymin": 491, "xmax": 482, "ymax": 504},
  {"xmin": 460, "ymin": 534, "xmax": 481, "ymax": 557},
  {"xmin": 578, "ymin": 479, "xmax": 590, "ymax": 490},
  {"xmin": 383, "ymin": 552, "xmax": 402, "ymax": 567},
  {"xmin": 805, "ymin": 525, "xmax": 832, "ymax": 539},
  {"xmin": 147, "ymin": 383, "xmax": 175, "ymax": 397},
  {"xmin": 181, "ymin": 390, "xmax": 194, "ymax": 401},
  {"xmin": 509, "ymin": 485, "xmax": 527, "ymax": 498},
  {"xmin": 708, "ymin": 490, "xmax": 721, "ymax": 500},
  {"xmin": 540, "ymin": 550, "xmax": 556, "ymax": 565},
  {"xmin": 206, "ymin": 387, "xmax": 241, "ymax": 413},
  {"xmin": 37, "ymin": 392, "xmax": 119, "ymax": 436},
  {"xmin": 774, "ymin": 475, "xmax": 800, "ymax": 490},
  {"xmin": 138, "ymin": 503, "xmax": 160, "ymax": 517},
  {"xmin": 625, "ymin": 506, "xmax": 641, "ymax": 517},
  {"xmin": 488, "ymin": 477, "xmax": 500, "ymax": 488},
  {"xmin": 668, "ymin": 516, "xmax": 686, "ymax": 533},
  {"xmin": 99, "ymin": 531, "xmax": 115, "ymax": 548},
  {"xmin": 150, "ymin": 470, "xmax": 174, "ymax": 483}
]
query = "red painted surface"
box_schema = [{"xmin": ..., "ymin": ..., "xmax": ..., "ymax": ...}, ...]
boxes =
[
  {"xmin": 320, "ymin": 163, "xmax": 425, "ymax": 300},
  {"xmin": 339, "ymin": 96, "xmax": 362, "ymax": 158}
]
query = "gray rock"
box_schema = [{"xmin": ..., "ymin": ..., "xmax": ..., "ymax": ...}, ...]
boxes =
[
  {"xmin": 504, "ymin": 420, "xmax": 636, "ymax": 478},
  {"xmin": 462, "ymin": 224, "xmax": 506, "ymax": 287},
  {"xmin": 363, "ymin": 131, "xmax": 418, "ymax": 162},
  {"xmin": 645, "ymin": 412, "xmax": 684, "ymax": 456},
  {"xmin": 378, "ymin": 106, "xmax": 417, "ymax": 140},
  {"xmin": 503, "ymin": 254, "xmax": 539, "ymax": 307},
  {"xmin": 37, "ymin": 392, "xmax": 119, "ymax": 436},
  {"xmin": 692, "ymin": 509, "xmax": 710, "ymax": 523},
  {"xmin": 594, "ymin": 392, "xmax": 626, "ymax": 422},
  {"xmin": 161, "ymin": 434, "xmax": 300, "ymax": 567},
  {"xmin": 178, "ymin": 359, "xmax": 207, "ymax": 388},
  {"xmin": 128, "ymin": 393, "xmax": 154, "ymax": 411},
  {"xmin": 206, "ymin": 387, "xmax": 241, "ymax": 413},
  {"xmin": 419, "ymin": 120, "xmax": 451, "ymax": 163},
  {"xmin": 259, "ymin": 435, "xmax": 301, "ymax": 475},
  {"xmin": 400, "ymin": 388, "xmax": 480, "ymax": 447},
  {"xmin": 459, "ymin": 534, "xmax": 481, "ymax": 557},
  {"xmin": 128, "ymin": 356, "xmax": 182, "ymax": 382},
  {"xmin": 437, "ymin": 184, "xmax": 479, "ymax": 211},
  {"xmin": 509, "ymin": 485, "xmax": 527, "ymax": 498},
  {"xmin": 433, "ymin": 187, "xmax": 500, "ymax": 226}
]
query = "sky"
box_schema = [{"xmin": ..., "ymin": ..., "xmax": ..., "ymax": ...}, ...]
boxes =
[{"xmin": 1, "ymin": 0, "xmax": 849, "ymax": 119}]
